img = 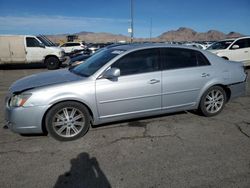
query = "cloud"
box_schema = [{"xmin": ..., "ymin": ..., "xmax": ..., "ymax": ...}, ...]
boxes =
[{"xmin": 0, "ymin": 15, "xmax": 129, "ymax": 35}]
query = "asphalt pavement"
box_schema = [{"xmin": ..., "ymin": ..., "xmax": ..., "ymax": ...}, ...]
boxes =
[{"xmin": 0, "ymin": 66, "xmax": 250, "ymax": 188}]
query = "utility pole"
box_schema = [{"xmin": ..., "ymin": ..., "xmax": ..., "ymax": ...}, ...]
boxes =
[
  {"xmin": 130, "ymin": 0, "xmax": 134, "ymax": 43},
  {"xmin": 149, "ymin": 18, "xmax": 152, "ymax": 41}
]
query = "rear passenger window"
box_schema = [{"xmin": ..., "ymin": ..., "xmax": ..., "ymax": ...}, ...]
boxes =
[
  {"xmin": 161, "ymin": 48, "xmax": 210, "ymax": 70},
  {"xmin": 196, "ymin": 52, "xmax": 210, "ymax": 66},
  {"xmin": 112, "ymin": 49, "xmax": 160, "ymax": 76}
]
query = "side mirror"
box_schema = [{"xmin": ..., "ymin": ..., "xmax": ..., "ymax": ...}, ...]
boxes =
[
  {"xmin": 231, "ymin": 45, "xmax": 239, "ymax": 49},
  {"xmin": 103, "ymin": 68, "xmax": 120, "ymax": 79}
]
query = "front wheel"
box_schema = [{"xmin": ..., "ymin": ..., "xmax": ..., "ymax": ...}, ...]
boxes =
[
  {"xmin": 199, "ymin": 86, "xmax": 226, "ymax": 117},
  {"xmin": 45, "ymin": 57, "xmax": 60, "ymax": 70},
  {"xmin": 45, "ymin": 102, "xmax": 90, "ymax": 141}
]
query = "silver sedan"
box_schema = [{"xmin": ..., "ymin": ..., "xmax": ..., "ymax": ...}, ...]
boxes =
[{"xmin": 5, "ymin": 44, "xmax": 248, "ymax": 141}]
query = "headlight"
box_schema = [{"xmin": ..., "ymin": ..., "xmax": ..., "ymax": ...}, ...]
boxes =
[{"xmin": 9, "ymin": 93, "xmax": 32, "ymax": 107}]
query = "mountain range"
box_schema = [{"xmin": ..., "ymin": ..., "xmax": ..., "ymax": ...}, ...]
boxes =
[{"xmin": 47, "ymin": 27, "xmax": 245, "ymax": 44}]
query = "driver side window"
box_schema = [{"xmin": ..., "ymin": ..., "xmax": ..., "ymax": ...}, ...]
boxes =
[
  {"xmin": 111, "ymin": 49, "xmax": 160, "ymax": 76},
  {"xmin": 231, "ymin": 39, "xmax": 248, "ymax": 49},
  {"xmin": 26, "ymin": 37, "xmax": 41, "ymax": 47}
]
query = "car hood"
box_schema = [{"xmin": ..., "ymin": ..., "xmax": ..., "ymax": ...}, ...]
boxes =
[
  {"xmin": 207, "ymin": 49, "xmax": 225, "ymax": 54},
  {"xmin": 9, "ymin": 69, "xmax": 84, "ymax": 93},
  {"xmin": 46, "ymin": 46, "xmax": 62, "ymax": 50}
]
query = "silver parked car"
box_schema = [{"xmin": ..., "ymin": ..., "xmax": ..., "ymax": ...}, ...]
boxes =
[{"xmin": 5, "ymin": 44, "xmax": 248, "ymax": 141}]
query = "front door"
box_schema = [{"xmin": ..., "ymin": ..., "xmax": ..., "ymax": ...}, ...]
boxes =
[
  {"xmin": 25, "ymin": 37, "xmax": 44, "ymax": 63},
  {"xmin": 228, "ymin": 38, "xmax": 250, "ymax": 63},
  {"xmin": 96, "ymin": 48, "xmax": 161, "ymax": 120}
]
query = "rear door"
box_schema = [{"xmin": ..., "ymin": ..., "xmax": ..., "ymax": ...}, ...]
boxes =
[
  {"xmin": 96, "ymin": 48, "xmax": 162, "ymax": 120},
  {"xmin": 9, "ymin": 36, "xmax": 26, "ymax": 63},
  {"xmin": 0, "ymin": 36, "xmax": 11, "ymax": 63},
  {"xmin": 161, "ymin": 48, "xmax": 213, "ymax": 110}
]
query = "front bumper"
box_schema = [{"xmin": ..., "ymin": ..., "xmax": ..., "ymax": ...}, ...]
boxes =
[
  {"xmin": 59, "ymin": 56, "xmax": 67, "ymax": 62},
  {"xmin": 5, "ymin": 98, "xmax": 49, "ymax": 134}
]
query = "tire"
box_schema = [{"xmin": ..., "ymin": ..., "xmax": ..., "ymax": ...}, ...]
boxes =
[
  {"xmin": 45, "ymin": 57, "xmax": 60, "ymax": 70},
  {"xmin": 45, "ymin": 101, "xmax": 90, "ymax": 141},
  {"xmin": 199, "ymin": 86, "xmax": 226, "ymax": 117}
]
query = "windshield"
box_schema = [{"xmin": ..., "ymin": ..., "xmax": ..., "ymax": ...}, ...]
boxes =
[
  {"xmin": 37, "ymin": 36, "xmax": 56, "ymax": 47},
  {"xmin": 207, "ymin": 40, "xmax": 234, "ymax": 50},
  {"xmin": 69, "ymin": 48, "xmax": 125, "ymax": 77}
]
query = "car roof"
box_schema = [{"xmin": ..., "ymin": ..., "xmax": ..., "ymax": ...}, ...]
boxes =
[
  {"xmin": 218, "ymin": 36, "xmax": 250, "ymax": 42},
  {"xmin": 109, "ymin": 43, "xmax": 204, "ymax": 52},
  {"xmin": 63, "ymin": 42, "xmax": 82, "ymax": 44}
]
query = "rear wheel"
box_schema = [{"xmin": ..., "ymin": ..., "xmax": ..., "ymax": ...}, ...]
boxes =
[
  {"xmin": 199, "ymin": 86, "xmax": 226, "ymax": 117},
  {"xmin": 45, "ymin": 57, "xmax": 60, "ymax": 70},
  {"xmin": 45, "ymin": 101, "xmax": 90, "ymax": 141}
]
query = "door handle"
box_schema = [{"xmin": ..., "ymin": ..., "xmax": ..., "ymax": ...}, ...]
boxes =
[
  {"xmin": 201, "ymin": 73, "xmax": 210, "ymax": 77},
  {"xmin": 148, "ymin": 79, "xmax": 160, "ymax": 84},
  {"xmin": 244, "ymin": 51, "xmax": 248, "ymax": 53}
]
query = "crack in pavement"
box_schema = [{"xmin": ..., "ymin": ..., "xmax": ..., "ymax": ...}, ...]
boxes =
[
  {"xmin": 235, "ymin": 122, "xmax": 250, "ymax": 138},
  {"xmin": 0, "ymin": 150, "xmax": 41, "ymax": 155},
  {"xmin": 109, "ymin": 120, "xmax": 184, "ymax": 145},
  {"xmin": 210, "ymin": 118, "xmax": 250, "ymax": 139},
  {"xmin": 0, "ymin": 137, "xmax": 42, "ymax": 145},
  {"xmin": 0, "ymin": 149, "xmax": 59, "ymax": 155},
  {"xmin": 109, "ymin": 133, "xmax": 182, "ymax": 144}
]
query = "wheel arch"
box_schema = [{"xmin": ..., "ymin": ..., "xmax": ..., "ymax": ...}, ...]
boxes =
[
  {"xmin": 221, "ymin": 56, "xmax": 229, "ymax": 60},
  {"xmin": 198, "ymin": 83, "xmax": 231, "ymax": 106},
  {"xmin": 41, "ymin": 100, "xmax": 94, "ymax": 134},
  {"xmin": 44, "ymin": 55, "xmax": 59, "ymax": 63}
]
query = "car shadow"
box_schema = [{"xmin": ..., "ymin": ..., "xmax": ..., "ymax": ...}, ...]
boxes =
[
  {"xmin": 0, "ymin": 63, "xmax": 46, "ymax": 70},
  {"xmin": 54, "ymin": 152, "xmax": 111, "ymax": 188},
  {"xmin": 92, "ymin": 111, "xmax": 188, "ymax": 129},
  {"xmin": 0, "ymin": 63, "xmax": 68, "ymax": 70}
]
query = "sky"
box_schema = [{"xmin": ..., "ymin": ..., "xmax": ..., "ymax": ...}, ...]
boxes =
[{"xmin": 0, "ymin": 0, "xmax": 249, "ymax": 37}]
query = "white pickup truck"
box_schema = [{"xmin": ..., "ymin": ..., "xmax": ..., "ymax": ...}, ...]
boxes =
[{"xmin": 0, "ymin": 35, "xmax": 65, "ymax": 69}]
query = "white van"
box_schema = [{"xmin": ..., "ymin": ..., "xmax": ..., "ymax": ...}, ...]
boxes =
[
  {"xmin": 0, "ymin": 35, "xmax": 65, "ymax": 69},
  {"xmin": 207, "ymin": 36, "xmax": 250, "ymax": 66}
]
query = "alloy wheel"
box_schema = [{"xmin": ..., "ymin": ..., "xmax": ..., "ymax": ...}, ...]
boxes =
[
  {"xmin": 52, "ymin": 107, "xmax": 85, "ymax": 138},
  {"xmin": 204, "ymin": 89, "xmax": 224, "ymax": 114}
]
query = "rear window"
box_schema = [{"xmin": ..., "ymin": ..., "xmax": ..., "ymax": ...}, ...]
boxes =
[{"xmin": 64, "ymin": 43, "xmax": 80, "ymax": 47}]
